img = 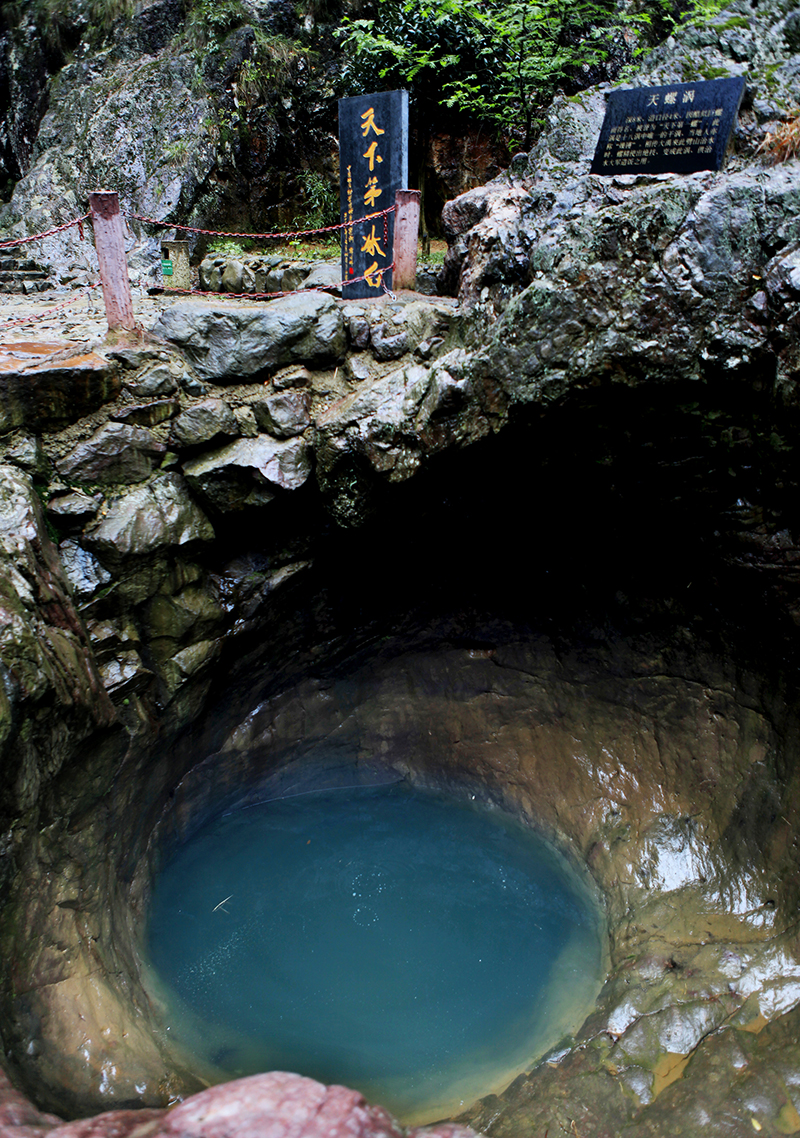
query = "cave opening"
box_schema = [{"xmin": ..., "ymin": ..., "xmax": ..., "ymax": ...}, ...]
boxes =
[{"xmin": 3, "ymin": 378, "xmax": 800, "ymax": 1130}]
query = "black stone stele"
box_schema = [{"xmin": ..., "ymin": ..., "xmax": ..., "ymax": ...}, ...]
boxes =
[
  {"xmin": 339, "ymin": 90, "xmax": 409, "ymax": 300},
  {"xmin": 591, "ymin": 76, "xmax": 746, "ymax": 175}
]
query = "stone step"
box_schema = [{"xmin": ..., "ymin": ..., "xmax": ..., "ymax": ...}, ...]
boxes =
[
  {"xmin": 0, "ymin": 249, "xmax": 56, "ymax": 292},
  {"xmin": 0, "ymin": 270, "xmax": 49, "ymax": 282},
  {"xmin": 0, "ymin": 279, "xmax": 52, "ymax": 294},
  {"xmin": 0, "ymin": 258, "xmax": 42, "ymax": 271}
]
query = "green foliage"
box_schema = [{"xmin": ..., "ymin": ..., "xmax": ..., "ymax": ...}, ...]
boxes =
[
  {"xmin": 420, "ymin": 242, "xmax": 446, "ymax": 265},
  {"xmin": 162, "ymin": 139, "xmax": 190, "ymax": 166},
  {"xmin": 183, "ymin": 0, "xmax": 248, "ymax": 52},
  {"xmin": 4, "ymin": 0, "xmax": 133, "ymax": 54},
  {"xmin": 238, "ymin": 31, "xmax": 313, "ymax": 99},
  {"xmin": 669, "ymin": 0, "xmax": 726, "ymax": 26},
  {"xmin": 84, "ymin": 0, "xmax": 133, "ymax": 38},
  {"xmin": 337, "ymin": 0, "xmax": 649, "ymax": 149},
  {"xmin": 273, "ymin": 234, "xmax": 340, "ymax": 257},
  {"xmin": 208, "ymin": 237, "xmax": 252, "ymax": 256},
  {"xmin": 292, "ymin": 170, "xmax": 340, "ymax": 230},
  {"xmin": 338, "ymin": 0, "xmax": 736, "ymax": 149},
  {"xmin": 697, "ymin": 63, "xmax": 732, "ymax": 79}
]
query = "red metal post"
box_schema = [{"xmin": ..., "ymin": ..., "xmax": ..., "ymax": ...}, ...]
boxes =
[
  {"xmin": 88, "ymin": 191, "xmax": 135, "ymax": 331},
  {"xmin": 393, "ymin": 189, "xmax": 421, "ymax": 291}
]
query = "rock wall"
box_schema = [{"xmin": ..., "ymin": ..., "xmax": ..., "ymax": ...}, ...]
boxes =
[
  {"xmin": 0, "ymin": 0, "xmax": 345, "ymax": 277},
  {"xmin": 1, "ymin": 0, "xmax": 800, "ymax": 1134}
]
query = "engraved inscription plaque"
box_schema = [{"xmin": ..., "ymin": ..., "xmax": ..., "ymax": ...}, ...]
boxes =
[{"xmin": 591, "ymin": 76, "xmax": 746, "ymax": 175}]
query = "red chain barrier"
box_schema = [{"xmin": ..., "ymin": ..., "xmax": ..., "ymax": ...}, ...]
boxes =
[
  {"xmin": 126, "ymin": 207, "xmax": 395, "ymax": 242},
  {"xmin": 0, "ymin": 212, "xmax": 91, "ymax": 251},
  {"xmin": 0, "ymin": 286, "xmax": 97, "ymax": 331}
]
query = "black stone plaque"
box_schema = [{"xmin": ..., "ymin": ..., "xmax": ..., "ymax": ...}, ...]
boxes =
[
  {"xmin": 339, "ymin": 90, "xmax": 409, "ymax": 300},
  {"xmin": 590, "ymin": 76, "xmax": 746, "ymax": 176}
]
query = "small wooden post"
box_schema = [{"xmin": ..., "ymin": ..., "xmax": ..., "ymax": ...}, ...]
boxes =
[
  {"xmin": 88, "ymin": 191, "xmax": 135, "ymax": 331},
  {"xmin": 393, "ymin": 189, "xmax": 421, "ymax": 291}
]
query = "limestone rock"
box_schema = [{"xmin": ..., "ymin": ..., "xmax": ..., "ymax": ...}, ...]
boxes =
[
  {"xmin": 348, "ymin": 314, "xmax": 371, "ymax": 350},
  {"xmin": 85, "ymin": 617, "xmax": 143, "ymax": 667},
  {"xmin": 346, "ymin": 355, "xmax": 373, "ymax": 383},
  {"xmin": 0, "ymin": 1068, "xmax": 487, "ymax": 1138},
  {"xmin": 141, "ymin": 587, "xmax": 225, "ymax": 663},
  {"xmin": 437, "ymin": 1, "xmax": 800, "ymax": 416},
  {"xmin": 371, "ymin": 323, "xmax": 410, "ymax": 361},
  {"xmin": 0, "ymin": 466, "xmax": 115, "ymax": 816},
  {"xmin": 272, "ymin": 364, "xmax": 313, "ymax": 391},
  {"xmin": 126, "ymin": 364, "xmax": 179, "ymax": 398},
  {"xmin": 221, "ymin": 259, "xmax": 245, "ymax": 293},
  {"xmin": 109, "ymin": 347, "xmax": 168, "ymax": 372},
  {"xmin": 159, "ymin": 638, "xmax": 222, "ymax": 700},
  {"xmin": 4, "ymin": 432, "xmax": 50, "ymax": 478},
  {"xmin": 59, "ymin": 539, "xmax": 112, "ymax": 599},
  {"xmin": 152, "ymin": 294, "xmax": 346, "ymax": 382},
  {"xmin": 316, "ymin": 350, "xmax": 491, "ymax": 502},
  {"xmin": 0, "ymin": 345, "xmax": 120, "ymax": 433},
  {"xmin": 57, "ymin": 423, "xmax": 166, "ymax": 485},
  {"xmin": 97, "ymin": 650, "xmax": 154, "ymax": 699},
  {"xmin": 265, "ymin": 265, "xmax": 308, "ymax": 293},
  {"xmin": 112, "ymin": 399, "xmax": 180, "ymax": 428},
  {"xmin": 82, "ymin": 617, "xmax": 154, "ymax": 699},
  {"xmin": 47, "ymin": 490, "xmax": 102, "ymax": 528},
  {"xmin": 251, "ymin": 390, "xmax": 311, "ymax": 438},
  {"xmin": 302, "ymin": 262, "xmax": 342, "ymax": 293},
  {"xmin": 152, "ymin": 1073, "xmax": 404, "ymax": 1138},
  {"xmin": 170, "ymin": 398, "xmax": 239, "ymax": 449},
  {"xmin": 199, "ymin": 256, "xmax": 225, "ymax": 293},
  {"xmin": 0, "ymin": 1067, "xmax": 61, "ymax": 1131},
  {"xmin": 0, "ymin": 51, "xmax": 216, "ymax": 277},
  {"xmin": 183, "ymin": 435, "xmax": 311, "ymax": 512},
  {"xmin": 414, "ymin": 266, "xmax": 440, "ymax": 296},
  {"xmin": 83, "ymin": 473, "xmax": 214, "ymax": 560},
  {"xmin": 410, "ymin": 1128, "xmax": 484, "ymax": 1138},
  {"xmin": 234, "ymin": 406, "xmax": 259, "ymax": 438}
]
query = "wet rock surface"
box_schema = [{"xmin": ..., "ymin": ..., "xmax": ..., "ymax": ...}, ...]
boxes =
[
  {"xmin": 0, "ymin": 343, "xmax": 120, "ymax": 432},
  {"xmin": 57, "ymin": 422, "xmax": 166, "ymax": 485},
  {"xmin": 151, "ymin": 295, "xmax": 347, "ymax": 383},
  {"xmin": 0, "ymin": 1070, "xmax": 484, "ymax": 1138},
  {"xmin": 82, "ymin": 473, "xmax": 215, "ymax": 561},
  {"xmin": 1, "ymin": 0, "xmax": 800, "ymax": 1133}
]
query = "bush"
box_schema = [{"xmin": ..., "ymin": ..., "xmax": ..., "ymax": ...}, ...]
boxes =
[{"xmin": 337, "ymin": 0, "xmax": 648, "ymax": 150}]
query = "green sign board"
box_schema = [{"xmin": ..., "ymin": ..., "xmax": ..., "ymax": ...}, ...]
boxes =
[{"xmin": 161, "ymin": 260, "xmax": 174, "ymax": 276}]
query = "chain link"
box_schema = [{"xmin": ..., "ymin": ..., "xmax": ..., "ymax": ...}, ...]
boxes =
[
  {"xmin": 0, "ymin": 204, "xmax": 397, "ymax": 322},
  {"xmin": 0, "ymin": 286, "xmax": 97, "ymax": 331},
  {"xmin": 0, "ymin": 213, "xmax": 90, "ymax": 251},
  {"xmin": 126, "ymin": 207, "xmax": 395, "ymax": 242}
]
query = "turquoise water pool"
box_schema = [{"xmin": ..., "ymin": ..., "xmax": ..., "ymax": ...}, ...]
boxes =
[{"xmin": 144, "ymin": 782, "xmax": 605, "ymax": 1122}]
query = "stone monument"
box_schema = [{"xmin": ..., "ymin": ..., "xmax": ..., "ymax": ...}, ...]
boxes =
[{"xmin": 339, "ymin": 90, "xmax": 409, "ymax": 300}]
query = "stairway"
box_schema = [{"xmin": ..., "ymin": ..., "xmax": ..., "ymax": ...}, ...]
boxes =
[{"xmin": 0, "ymin": 253, "xmax": 54, "ymax": 293}]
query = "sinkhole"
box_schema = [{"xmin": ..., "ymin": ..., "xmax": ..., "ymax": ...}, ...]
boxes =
[
  {"xmin": 142, "ymin": 781, "xmax": 605, "ymax": 1124},
  {"xmin": 4, "ymin": 387, "xmax": 800, "ymax": 1131}
]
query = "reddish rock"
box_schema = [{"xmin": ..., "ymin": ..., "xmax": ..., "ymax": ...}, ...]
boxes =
[
  {"xmin": 156, "ymin": 1073, "xmax": 403, "ymax": 1138},
  {"xmin": 48, "ymin": 1110, "xmax": 165, "ymax": 1138},
  {"xmin": 3, "ymin": 1072, "xmax": 485, "ymax": 1138},
  {"xmin": 0, "ymin": 1068, "xmax": 60, "ymax": 1133},
  {"xmin": 0, "ymin": 342, "xmax": 119, "ymax": 432}
]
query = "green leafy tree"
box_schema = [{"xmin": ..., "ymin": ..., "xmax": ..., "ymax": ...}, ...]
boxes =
[{"xmin": 338, "ymin": 0, "xmax": 649, "ymax": 150}]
